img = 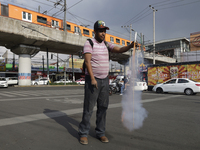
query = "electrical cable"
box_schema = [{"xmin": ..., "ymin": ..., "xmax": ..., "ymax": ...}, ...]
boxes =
[
  {"xmin": 152, "ymin": 0, "xmax": 184, "ymax": 7},
  {"xmin": 150, "ymin": 0, "xmax": 171, "ymax": 6},
  {"xmin": 158, "ymin": 0, "xmax": 200, "ymax": 10},
  {"xmin": 123, "ymin": 6, "xmax": 149, "ymax": 25}
]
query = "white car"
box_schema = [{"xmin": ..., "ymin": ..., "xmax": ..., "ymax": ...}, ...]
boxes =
[
  {"xmin": 32, "ymin": 78, "xmax": 50, "ymax": 85},
  {"xmin": 110, "ymin": 78, "xmax": 147, "ymax": 92},
  {"xmin": 134, "ymin": 81, "xmax": 148, "ymax": 91},
  {"xmin": 152, "ymin": 78, "xmax": 200, "ymax": 95},
  {"xmin": 75, "ymin": 78, "xmax": 85, "ymax": 85},
  {"xmin": 6, "ymin": 77, "xmax": 18, "ymax": 85},
  {"xmin": 0, "ymin": 77, "xmax": 8, "ymax": 88},
  {"xmin": 54, "ymin": 79, "xmax": 72, "ymax": 84}
]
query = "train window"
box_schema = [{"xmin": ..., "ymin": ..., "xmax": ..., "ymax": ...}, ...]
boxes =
[
  {"xmin": 37, "ymin": 16, "xmax": 47, "ymax": 24},
  {"xmin": 22, "ymin": 12, "xmax": 32, "ymax": 22},
  {"xmin": 92, "ymin": 32, "xmax": 94, "ymax": 37},
  {"xmin": 28, "ymin": 13, "xmax": 31, "ymax": 20},
  {"xmin": 83, "ymin": 29, "xmax": 89, "ymax": 35},
  {"xmin": 23, "ymin": 12, "xmax": 26, "ymax": 19},
  {"xmin": 1, "ymin": 4, "xmax": 8, "ymax": 16},
  {"xmin": 52, "ymin": 20, "xmax": 59, "ymax": 27},
  {"xmin": 110, "ymin": 37, "xmax": 114, "ymax": 43},
  {"xmin": 127, "ymin": 42, "xmax": 130, "ymax": 45},
  {"xmin": 67, "ymin": 24, "xmax": 71, "ymax": 30},
  {"xmin": 116, "ymin": 38, "xmax": 120, "ymax": 44},
  {"xmin": 122, "ymin": 40, "xmax": 125, "ymax": 45},
  {"xmin": 74, "ymin": 26, "xmax": 81, "ymax": 35}
]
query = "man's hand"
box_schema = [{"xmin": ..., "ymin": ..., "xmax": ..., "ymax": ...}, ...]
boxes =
[
  {"xmin": 91, "ymin": 78, "xmax": 98, "ymax": 89},
  {"xmin": 130, "ymin": 41, "xmax": 139, "ymax": 48}
]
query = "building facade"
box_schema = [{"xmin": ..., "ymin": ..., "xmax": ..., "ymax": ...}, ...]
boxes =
[
  {"xmin": 145, "ymin": 37, "xmax": 190, "ymax": 63},
  {"xmin": 181, "ymin": 32, "xmax": 200, "ymax": 62},
  {"xmin": 190, "ymin": 31, "xmax": 200, "ymax": 51}
]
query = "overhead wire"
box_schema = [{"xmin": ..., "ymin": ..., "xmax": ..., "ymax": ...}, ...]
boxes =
[
  {"xmin": 123, "ymin": 6, "xmax": 149, "ymax": 26},
  {"xmin": 151, "ymin": 0, "xmax": 184, "ymax": 7},
  {"xmin": 31, "ymin": 0, "xmax": 54, "ymax": 7},
  {"xmin": 0, "ymin": 0, "xmax": 130, "ymax": 40},
  {"xmin": 124, "ymin": 0, "xmax": 199, "ymax": 25},
  {"xmin": 121, "ymin": 0, "xmax": 200, "ymax": 44},
  {"xmin": 123, "ymin": 0, "xmax": 179, "ymax": 26},
  {"xmin": 158, "ymin": 0, "xmax": 200, "ymax": 10},
  {"xmin": 0, "ymin": 0, "xmax": 38, "ymax": 11},
  {"xmin": 2, "ymin": 0, "xmax": 199, "ymax": 46}
]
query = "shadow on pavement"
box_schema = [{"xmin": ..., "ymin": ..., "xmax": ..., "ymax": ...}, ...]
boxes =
[
  {"xmin": 43, "ymin": 109, "xmax": 80, "ymax": 140},
  {"xmin": 43, "ymin": 109, "xmax": 104, "ymax": 140},
  {"xmin": 43, "ymin": 109, "xmax": 97, "ymax": 140}
]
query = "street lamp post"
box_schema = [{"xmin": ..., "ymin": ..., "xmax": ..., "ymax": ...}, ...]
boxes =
[
  {"xmin": 63, "ymin": 0, "xmax": 67, "ymax": 31},
  {"xmin": 121, "ymin": 25, "xmax": 135, "ymax": 74},
  {"xmin": 150, "ymin": 5, "xmax": 157, "ymax": 64}
]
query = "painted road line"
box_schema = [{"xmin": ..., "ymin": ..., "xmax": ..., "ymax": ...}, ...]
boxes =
[
  {"xmin": 0, "ymin": 94, "xmax": 84, "ymax": 102},
  {"xmin": 0, "ymin": 92, "xmax": 15, "ymax": 97},
  {"xmin": 1, "ymin": 91, "xmax": 30, "ymax": 97},
  {"xmin": 0, "ymin": 95, "xmax": 182, "ymax": 127}
]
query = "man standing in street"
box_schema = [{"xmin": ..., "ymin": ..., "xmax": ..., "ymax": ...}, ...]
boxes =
[{"xmin": 78, "ymin": 20, "xmax": 137, "ymax": 145}]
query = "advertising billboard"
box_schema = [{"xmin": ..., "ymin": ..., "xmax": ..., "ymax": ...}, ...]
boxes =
[{"xmin": 148, "ymin": 62, "xmax": 200, "ymax": 86}]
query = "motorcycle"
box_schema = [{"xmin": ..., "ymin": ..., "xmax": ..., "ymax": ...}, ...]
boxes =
[{"xmin": 109, "ymin": 79, "xmax": 122, "ymax": 94}]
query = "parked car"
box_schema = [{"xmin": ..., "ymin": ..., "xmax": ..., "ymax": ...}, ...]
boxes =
[
  {"xmin": 0, "ymin": 77, "xmax": 8, "ymax": 88},
  {"xmin": 6, "ymin": 77, "xmax": 18, "ymax": 85},
  {"xmin": 134, "ymin": 81, "xmax": 148, "ymax": 91},
  {"xmin": 75, "ymin": 78, "xmax": 85, "ymax": 85},
  {"xmin": 54, "ymin": 79, "xmax": 72, "ymax": 84},
  {"xmin": 31, "ymin": 78, "xmax": 50, "ymax": 85},
  {"xmin": 152, "ymin": 78, "xmax": 200, "ymax": 95},
  {"xmin": 109, "ymin": 78, "xmax": 147, "ymax": 93}
]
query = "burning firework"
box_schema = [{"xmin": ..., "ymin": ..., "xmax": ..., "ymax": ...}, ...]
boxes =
[{"xmin": 121, "ymin": 32, "xmax": 148, "ymax": 131}]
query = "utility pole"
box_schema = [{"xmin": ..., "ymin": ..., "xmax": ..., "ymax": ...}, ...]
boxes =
[
  {"xmin": 150, "ymin": 5, "xmax": 157, "ymax": 64},
  {"xmin": 121, "ymin": 24, "xmax": 134, "ymax": 74},
  {"xmin": 121, "ymin": 24, "xmax": 134, "ymax": 56},
  {"xmin": 52, "ymin": 0, "xmax": 67, "ymax": 31},
  {"xmin": 42, "ymin": 55, "xmax": 44, "ymax": 76},
  {"xmin": 57, "ymin": 53, "xmax": 59, "ymax": 73},
  {"xmin": 46, "ymin": 48, "xmax": 49, "ymax": 80},
  {"xmin": 38, "ymin": 5, "xmax": 40, "ymax": 13},
  {"xmin": 140, "ymin": 33, "xmax": 145, "ymax": 64},
  {"xmin": 63, "ymin": 0, "xmax": 67, "ymax": 31},
  {"xmin": 64, "ymin": 59, "xmax": 66, "ymax": 85},
  {"xmin": 12, "ymin": 53, "xmax": 15, "ymax": 71},
  {"xmin": 72, "ymin": 54, "xmax": 75, "ymax": 82}
]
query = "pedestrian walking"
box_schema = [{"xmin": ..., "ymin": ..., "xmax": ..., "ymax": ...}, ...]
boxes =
[
  {"xmin": 78, "ymin": 20, "xmax": 137, "ymax": 145},
  {"xmin": 120, "ymin": 76, "xmax": 129, "ymax": 95}
]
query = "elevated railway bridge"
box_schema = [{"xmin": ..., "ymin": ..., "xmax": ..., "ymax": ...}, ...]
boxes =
[{"xmin": 0, "ymin": 16, "xmax": 175, "ymax": 85}]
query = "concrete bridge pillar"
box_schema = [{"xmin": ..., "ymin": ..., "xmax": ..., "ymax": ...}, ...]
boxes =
[{"xmin": 11, "ymin": 45, "xmax": 40, "ymax": 86}]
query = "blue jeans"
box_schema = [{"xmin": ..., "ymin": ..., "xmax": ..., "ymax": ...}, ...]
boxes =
[
  {"xmin": 78, "ymin": 75, "xmax": 109, "ymax": 138},
  {"xmin": 121, "ymin": 84, "xmax": 125, "ymax": 94}
]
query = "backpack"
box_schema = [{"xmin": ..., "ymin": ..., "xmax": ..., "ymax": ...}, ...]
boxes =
[{"xmin": 82, "ymin": 39, "xmax": 110, "ymax": 73}]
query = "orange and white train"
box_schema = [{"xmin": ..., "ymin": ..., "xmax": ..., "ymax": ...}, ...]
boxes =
[{"xmin": 0, "ymin": 3, "xmax": 143, "ymax": 48}]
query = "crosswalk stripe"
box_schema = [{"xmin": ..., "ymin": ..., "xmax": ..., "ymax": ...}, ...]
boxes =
[
  {"xmin": 0, "ymin": 90, "xmax": 81, "ymax": 98},
  {"xmin": 13, "ymin": 91, "xmax": 42, "ymax": 96},
  {"xmin": 0, "ymin": 94, "xmax": 84, "ymax": 102},
  {"xmin": 0, "ymin": 92, "xmax": 15, "ymax": 97},
  {"xmin": 0, "ymin": 95, "xmax": 183, "ymax": 127},
  {"xmin": 1, "ymin": 91, "xmax": 30, "ymax": 97}
]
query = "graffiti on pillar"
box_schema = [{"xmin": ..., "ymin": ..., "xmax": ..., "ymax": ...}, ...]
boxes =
[{"xmin": 18, "ymin": 73, "xmax": 31, "ymax": 80}]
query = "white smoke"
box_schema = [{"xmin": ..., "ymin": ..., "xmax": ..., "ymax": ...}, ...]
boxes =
[{"xmin": 121, "ymin": 54, "xmax": 148, "ymax": 131}]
